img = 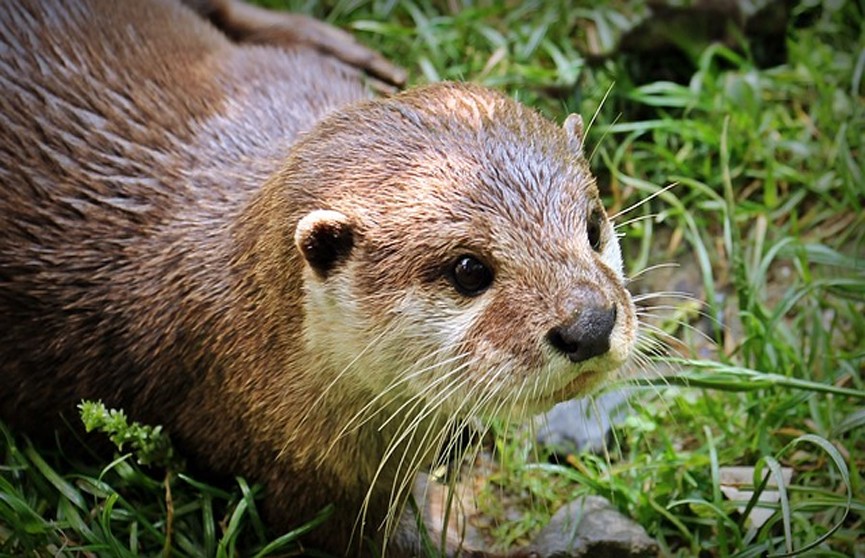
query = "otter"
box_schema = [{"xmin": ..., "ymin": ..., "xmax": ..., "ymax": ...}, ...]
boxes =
[{"xmin": 0, "ymin": 0, "xmax": 638, "ymax": 556}]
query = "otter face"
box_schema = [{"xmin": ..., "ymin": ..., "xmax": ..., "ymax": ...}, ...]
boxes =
[{"xmin": 292, "ymin": 83, "xmax": 637, "ymax": 420}]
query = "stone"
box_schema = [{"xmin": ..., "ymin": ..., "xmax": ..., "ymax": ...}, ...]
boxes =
[
  {"xmin": 535, "ymin": 390, "xmax": 631, "ymax": 456},
  {"xmin": 529, "ymin": 496, "xmax": 658, "ymax": 558}
]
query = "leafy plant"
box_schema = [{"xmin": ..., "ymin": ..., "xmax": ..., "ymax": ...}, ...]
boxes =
[{"xmin": 79, "ymin": 401, "xmax": 177, "ymax": 468}]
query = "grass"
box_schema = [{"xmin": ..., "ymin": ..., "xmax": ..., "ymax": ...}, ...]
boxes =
[
  {"xmin": 2, "ymin": 0, "xmax": 864, "ymax": 556},
  {"xmin": 0, "ymin": 417, "xmax": 333, "ymax": 557}
]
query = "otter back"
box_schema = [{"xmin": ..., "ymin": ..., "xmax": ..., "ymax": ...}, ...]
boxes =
[{"xmin": 0, "ymin": 0, "xmax": 364, "ymax": 428}]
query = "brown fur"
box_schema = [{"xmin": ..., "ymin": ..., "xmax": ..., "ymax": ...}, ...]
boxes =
[
  {"xmin": 0, "ymin": 1, "xmax": 635, "ymax": 556},
  {"xmin": 181, "ymin": 0, "xmax": 406, "ymax": 86}
]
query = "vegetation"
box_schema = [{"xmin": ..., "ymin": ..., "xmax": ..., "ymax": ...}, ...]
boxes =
[{"xmin": 2, "ymin": 0, "xmax": 863, "ymax": 556}]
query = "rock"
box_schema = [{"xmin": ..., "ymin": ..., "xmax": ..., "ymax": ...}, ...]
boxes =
[
  {"xmin": 576, "ymin": 0, "xmax": 794, "ymax": 86},
  {"xmin": 530, "ymin": 496, "xmax": 658, "ymax": 558},
  {"xmin": 535, "ymin": 390, "xmax": 631, "ymax": 456}
]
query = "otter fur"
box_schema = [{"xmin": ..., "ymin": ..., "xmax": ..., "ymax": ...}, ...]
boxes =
[{"xmin": 0, "ymin": 1, "xmax": 637, "ymax": 556}]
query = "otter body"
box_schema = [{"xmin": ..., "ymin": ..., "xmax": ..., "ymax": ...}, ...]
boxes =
[{"xmin": 0, "ymin": 1, "xmax": 637, "ymax": 556}]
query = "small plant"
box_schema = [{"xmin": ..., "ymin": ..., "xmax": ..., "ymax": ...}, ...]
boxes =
[{"xmin": 79, "ymin": 400, "xmax": 177, "ymax": 468}]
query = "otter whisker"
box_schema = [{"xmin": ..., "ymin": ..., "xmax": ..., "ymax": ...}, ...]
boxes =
[
  {"xmin": 638, "ymin": 316, "xmax": 717, "ymax": 351},
  {"xmin": 585, "ymin": 81, "xmax": 616, "ymax": 164},
  {"xmin": 421, "ymin": 366, "xmax": 521, "ymax": 518},
  {"xmin": 361, "ymin": 357, "xmax": 479, "ymax": 502},
  {"xmin": 386, "ymin": 386, "xmax": 488, "ymax": 520},
  {"xmin": 361, "ymin": 363, "xmax": 481, "ymax": 546},
  {"xmin": 384, "ymin": 356, "xmax": 502, "ymax": 503},
  {"xmin": 634, "ymin": 325, "xmax": 681, "ymax": 356},
  {"xmin": 328, "ymin": 349, "xmax": 471, "ymax": 448},
  {"xmin": 384, "ymin": 370, "xmax": 480, "ymax": 475},
  {"xmin": 632, "ymin": 290, "xmax": 701, "ymax": 303},
  {"xmin": 380, "ymin": 406, "xmax": 451, "ymax": 543},
  {"xmin": 388, "ymin": 360, "xmax": 481, "ymax": 461},
  {"xmin": 351, "ymin": 363, "xmax": 475, "ymax": 534},
  {"xmin": 636, "ymin": 305, "xmax": 695, "ymax": 315},
  {"xmin": 429, "ymin": 367, "xmax": 507, "ymax": 480},
  {"xmin": 376, "ymin": 355, "xmax": 480, "ymax": 434},
  {"xmin": 296, "ymin": 322, "xmax": 398, "ymax": 428},
  {"xmin": 608, "ymin": 181, "xmax": 679, "ymax": 221},
  {"xmin": 634, "ymin": 338, "xmax": 672, "ymax": 360},
  {"xmin": 613, "ymin": 213, "xmax": 661, "ymax": 231},
  {"xmin": 626, "ymin": 261, "xmax": 682, "ymax": 280}
]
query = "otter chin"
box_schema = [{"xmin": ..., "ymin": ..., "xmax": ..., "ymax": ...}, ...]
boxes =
[{"xmin": 0, "ymin": 1, "xmax": 637, "ymax": 556}]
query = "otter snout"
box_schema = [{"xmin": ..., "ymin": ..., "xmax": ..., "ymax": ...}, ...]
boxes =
[{"xmin": 546, "ymin": 305, "xmax": 617, "ymax": 363}]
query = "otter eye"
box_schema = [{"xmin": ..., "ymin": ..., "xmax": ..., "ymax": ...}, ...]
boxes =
[
  {"xmin": 449, "ymin": 255, "xmax": 493, "ymax": 297},
  {"xmin": 587, "ymin": 209, "xmax": 603, "ymax": 252}
]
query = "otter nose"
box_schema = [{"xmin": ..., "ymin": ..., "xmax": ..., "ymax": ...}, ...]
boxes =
[{"xmin": 547, "ymin": 305, "xmax": 617, "ymax": 363}]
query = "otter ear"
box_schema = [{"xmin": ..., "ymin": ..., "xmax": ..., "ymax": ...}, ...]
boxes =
[
  {"xmin": 563, "ymin": 113, "xmax": 584, "ymax": 156},
  {"xmin": 294, "ymin": 210, "xmax": 355, "ymax": 279}
]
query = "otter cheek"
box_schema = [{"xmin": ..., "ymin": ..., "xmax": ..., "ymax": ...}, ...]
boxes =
[
  {"xmin": 463, "ymin": 291, "xmax": 544, "ymax": 373},
  {"xmin": 601, "ymin": 227, "xmax": 625, "ymax": 279},
  {"xmin": 610, "ymin": 291, "xmax": 638, "ymax": 364}
]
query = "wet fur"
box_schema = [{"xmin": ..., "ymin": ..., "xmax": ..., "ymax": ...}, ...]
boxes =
[{"xmin": 0, "ymin": 1, "xmax": 636, "ymax": 556}]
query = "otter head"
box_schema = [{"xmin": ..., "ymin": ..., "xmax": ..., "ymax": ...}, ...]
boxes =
[{"xmin": 289, "ymin": 82, "xmax": 636, "ymax": 420}]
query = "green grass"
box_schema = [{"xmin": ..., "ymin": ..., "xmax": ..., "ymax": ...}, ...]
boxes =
[
  {"xmin": 0, "ymin": 417, "xmax": 334, "ymax": 557},
  {"xmin": 2, "ymin": 0, "xmax": 864, "ymax": 556}
]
